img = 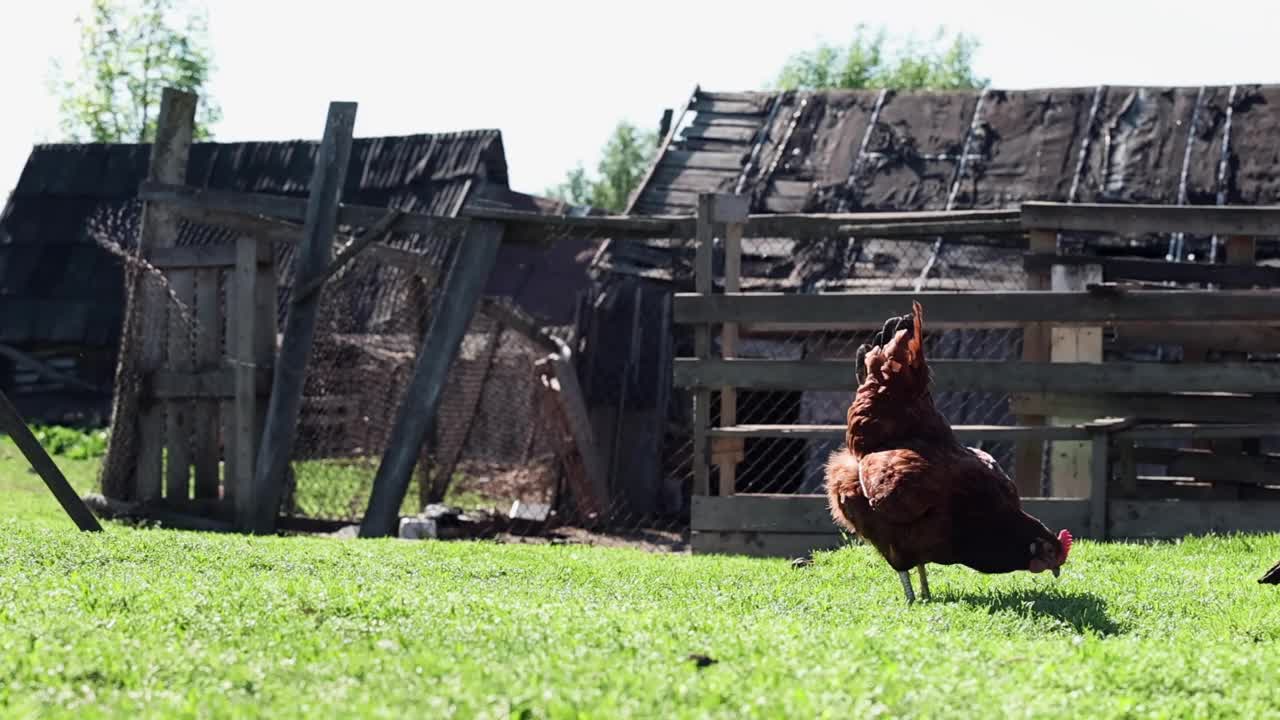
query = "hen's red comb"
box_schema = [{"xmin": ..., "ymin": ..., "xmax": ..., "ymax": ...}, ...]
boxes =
[{"xmin": 1058, "ymin": 529, "xmax": 1073, "ymax": 563}]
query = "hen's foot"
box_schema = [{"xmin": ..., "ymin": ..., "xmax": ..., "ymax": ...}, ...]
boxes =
[{"xmin": 898, "ymin": 570, "xmax": 916, "ymax": 604}]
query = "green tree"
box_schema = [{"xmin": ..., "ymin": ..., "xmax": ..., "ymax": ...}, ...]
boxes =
[
  {"xmin": 49, "ymin": 0, "xmax": 222, "ymax": 143},
  {"xmin": 548, "ymin": 121, "xmax": 657, "ymax": 213},
  {"xmin": 775, "ymin": 25, "xmax": 987, "ymax": 91}
]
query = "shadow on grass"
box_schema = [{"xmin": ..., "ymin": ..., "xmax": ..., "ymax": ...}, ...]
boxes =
[{"xmin": 938, "ymin": 588, "xmax": 1126, "ymax": 636}]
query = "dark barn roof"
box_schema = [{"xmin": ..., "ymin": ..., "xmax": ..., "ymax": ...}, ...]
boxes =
[
  {"xmin": 598, "ymin": 85, "xmax": 1280, "ymax": 288},
  {"xmin": 0, "ymin": 129, "xmax": 590, "ymax": 349}
]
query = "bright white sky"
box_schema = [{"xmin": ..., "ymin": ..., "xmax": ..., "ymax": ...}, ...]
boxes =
[{"xmin": 2, "ymin": 0, "xmax": 1277, "ymax": 198}]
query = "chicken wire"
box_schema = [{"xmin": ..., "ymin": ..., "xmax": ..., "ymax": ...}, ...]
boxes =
[
  {"xmin": 282, "ymin": 226, "xmax": 579, "ymax": 530},
  {"xmin": 94, "ymin": 203, "xmax": 588, "ymax": 533},
  {"xmin": 671, "ymin": 233, "xmax": 1042, "ymax": 503}
]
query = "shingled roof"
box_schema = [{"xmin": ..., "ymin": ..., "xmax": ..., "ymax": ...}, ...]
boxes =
[
  {"xmin": 597, "ymin": 85, "xmax": 1280, "ymax": 289},
  {"xmin": 0, "ymin": 130, "xmax": 516, "ymax": 348}
]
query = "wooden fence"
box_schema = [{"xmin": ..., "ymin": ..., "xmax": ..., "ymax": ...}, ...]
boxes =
[{"xmin": 675, "ymin": 193, "xmax": 1280, "ymax": 557}]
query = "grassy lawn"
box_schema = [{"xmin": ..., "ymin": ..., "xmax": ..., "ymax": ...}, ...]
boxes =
[{"xmin": 4, "ymin": 434, "xmax": 1280, "ymax": 718}]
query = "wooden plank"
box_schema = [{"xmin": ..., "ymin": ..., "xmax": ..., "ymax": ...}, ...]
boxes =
[
  {"xmin": 743, "ymin": 209, "xmax": 1022, "ymax": 239},
  {"xmin": 1115, "ymin": 423, "xmax": 1280, "ymax": 441},
  {"xmin": 709, "ymin": 423, "xmax": 1093, "ymax": 442},
  {"xmin": 145, "ymin": 243, "xmax": 272, "ymax": 270},
  {"xmin": 164, "ymin": 268, "xmax": 195, "ymax": 501},
  {"xmin": 653, "ymin": 167, "xmax": 735, "ymax": 194},
  {"xmin": 691, "ymin": 96, "xmax": 770, "ymax": 115},
  {"xmin": 1111, "ymin": 323, "xmax": 1280, "ymax": 353},
  {"xmin": 682, "ymin": 124, "xmax": 759, "ymax": 143},
  {"xmin": 691, "ymin": 531, "xmax": 847, "ymax": 558},
  {"xmin": 660, "ymin": 149, "xmax": 748, "ymax": 172},
  {"xmin": 192, "ymin": 268, "xmax": 221, "ymax": 499},
  {"xmin": 689, "ymin": 495, "xmax": 1095, "ymax": 555},
  {"xmin": 0, "ymin": 388, "xmax": 103, "ymax": 531},
  {"xmin": 1024, "ymin": 253, "xmax": 1280, "ymax": 287},
  {"xmin": 691, "ymin": 194, "xmax": 715, "ymax": 497},
  {"xmin": 1022, "ymin": 201, "xmax": 1280, "ymax": 237},
  {"xmin": 675, "ymin": 358, "xmax": 1280, "ymax": 394},
  {"xmin": 1110, "ymin": 499, "xmax": 1280, "ymax": 538},
  {"xmin": 1130, "ymin": 447, "xmax": 1280, "ymax": 485},
  {"xmin": 673, "ymin": 289, "xmax": 1280, "ymax": 328},
  {"xmin": 1048, "ymin": 263, "xmax": 1103, "ymax": 498},
  {"xmin": 358, "ymin": 220, "xmax": 504, "ymax": 537},
  {"xmin": 249, "ymin": 102, "xmax": 357, "ymax": 534},
  {"xmin": 1010, "ymin": 392, "xmax": 1280, "ymax": 424},
  {"xmin": 149, "ymin": 368, "xmax": 271, "ymax": 399},
  {"xmin": 691, "ymin": 495, "xmax": 1280, "ymax": 547},
  {"xmin": 549, "ymin": 353, "xmax": 610, "ymax": 519},
  {"xmin": 692, "ymin": 493, "xmax": 837, "ymax": 534}
]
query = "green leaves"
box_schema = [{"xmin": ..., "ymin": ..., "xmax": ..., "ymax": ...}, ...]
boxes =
[
  {"xmin": 49, "ymin": 0, "xmax": 221, "ymax": 143},
  {"xmin": 775, "ymin": 25, "xmax": 988, "ymax": 92},
  {"xmin": 547, "ymin": 121, "xmax": 658, "ymax": 213}
]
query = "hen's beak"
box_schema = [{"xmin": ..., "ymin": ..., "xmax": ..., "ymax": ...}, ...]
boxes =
[{"xmin": 1051, "ymin": 566, "xmax": 1061, "ymax": 578}]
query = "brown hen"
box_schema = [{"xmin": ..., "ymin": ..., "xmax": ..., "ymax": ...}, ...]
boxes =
[{"xmin": 824, "ymin": 302, "xmax": 1072, "ymax": 603}]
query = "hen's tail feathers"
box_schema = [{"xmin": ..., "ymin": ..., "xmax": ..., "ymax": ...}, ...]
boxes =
[
  {"xmin": 1259, "ymin": 559, "xmax": 1280, "ymax": 584},
  {"xmin": 854, "ymin": 301, "xmax": 927, "ymax": 386}
]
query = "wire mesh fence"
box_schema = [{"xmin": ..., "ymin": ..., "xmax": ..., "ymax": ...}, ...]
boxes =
[
  {"xmin": 91, "ymin": 204, "xmax": 606, "ymax": 539},
  {"xmin": 663, "ymin": 233, "xmax": 1040, "ymax": 506}
]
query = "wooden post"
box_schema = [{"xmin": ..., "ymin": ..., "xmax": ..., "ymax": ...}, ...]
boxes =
[
  {"xmin": 0, "ymin": 388, "xmax": 102, "ymax": 532},
  {"xmin": 191, "ymin": 266, "xmax": 221, "ymax": 499},
  {"xmin": 1088, "ymin": 431, "xmax": 1110, "ymax": 539},
  {"xmin": 100, "ymin": 87, "xmax": 196, "ymax": 501},
  {"xmin": 1048, "ymin": 262, "xmax": 1103, "ymax": 497},
  {"xmin": 358, "ymin": 221, "xmax": 504, "ymax": 538},
  {"xmin": 691, "ymin": 194, "xmax": 715, "ymax": 497},
  {"xmin": 230, "ymin": 237, "xmax": 260, "ymax": 519},
  {"xmin": 1014, "ymin": 229, "xmax": 1055, "ymax": 496},
  {"xmin": 165, "ymin": 267, "xmax": 195, "ymax": 501},
  {"xmin": 247, "ymin": 101, "xmax": 357, "ymax": 534},
  {"xmin": 1203, "ymin": 236, "xmax": 1259, "ymax": 462},
  {"xmin": 714, "ymin": 197, "xmax": 748, "ymax": 495}
]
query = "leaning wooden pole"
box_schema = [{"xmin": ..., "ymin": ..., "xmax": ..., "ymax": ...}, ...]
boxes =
[
  {"xmin": 359, "ymin": 220, "xmax": 504, "ymax": 538},
  {"xmin": 246, "ymin": 101, "xmax": 357, "ymax": 534},
  {"xmin": 0, "ymin": 389, "xmax": 102, "ymax": 532},
  {"xmin": 99, "ymin": 87, "xmax": 197, "ymax": 501}
]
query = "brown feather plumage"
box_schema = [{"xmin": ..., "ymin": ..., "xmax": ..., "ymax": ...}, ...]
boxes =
[{"xmin": 825, "ymin": 301, "xmax": 1070, "ymax": 581}]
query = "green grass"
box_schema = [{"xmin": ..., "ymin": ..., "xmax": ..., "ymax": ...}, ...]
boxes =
[{"xmin": 4, "ymin": 434, "xmax": 1280, "ymax": 718}]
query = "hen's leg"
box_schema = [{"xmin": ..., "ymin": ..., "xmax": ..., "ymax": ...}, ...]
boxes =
[
  {"xmin": 917, "ymin": 565, "xmax": 931, "ymax": 601},
  {"xmin": 898, "ymin": 570, "xmax": 916, "ymax": 604}
]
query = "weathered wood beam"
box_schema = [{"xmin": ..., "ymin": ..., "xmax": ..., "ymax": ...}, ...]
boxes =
[
  {"xmin": 248, "ymin": 101, "xmax": 358, "ymax": 534},
  {"xmin": 358, "ymin": 220, "xmax": 505, "ymax": 538},
  {"xmin": 0, "ymin": 388, "xmax": 102, "ymax": 531},
  {"xmin": 1022, "ymin": 201, "xmax": 1280, "ymax": 237},
  {"xmin": 707, "ymin": 423, "xmax": 1095, "ymax": 442},
  {"xmin": 1010, "ymin": 392, "xmax": 1280, "ymax": 424},
  {"xmin": 674, "ymin": 358, "xmax": 1280, "ymax": 394},
  {"xmin": 1130, "ymin": 446, "xmax": 1280, "ymax": 486},
  {"xmin": 1024, "ymin": 253, "xmax": 1280, "ymax": 287},
  {"xmin": 100, "ymin": 87, "xmax": 197, "ymax": 503},
  {"xmin": 674, "ymin": 289, "xmax": 1280, "ymax": 328}
]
